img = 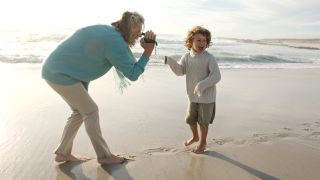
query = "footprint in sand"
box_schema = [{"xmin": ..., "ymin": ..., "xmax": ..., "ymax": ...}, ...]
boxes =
[
  {"xmin": 314, "ymin": 121, "xmax": 320, "ymax": 127},
  {"xmin": 251, "ymin": 134, "xmax": 270, "ymax": 144},
  {"xmin": 311, "ymin": 132, "xmax": 320, "ymax": 135},
  {"xmin": 273, "ymin": 132, "xmax": 290, "ymax": 138},
  {"xmin": 212, "ymin": 138, "xmax": 234, "ymax": 145},
  {"xmin": 302, "ymin": 122, "xmax": 312, "ymax": 127},
  {"xmin": 116, "ymin": 154, "xmax": 136, "ymax": 161},
  {"xmin": 210, "ymin": 130, "xmax": 306, "ymax": 147},
  {"xmin": 233, "ymin": 139, "xmax": 247, "ymax": 145},
  {"xmin": 143, "ymin": 147, "xmax": 177, "ymax": 155},
  {"xmin": 305, "ymin": 132, "xmax": 320, "ymax": 139}
]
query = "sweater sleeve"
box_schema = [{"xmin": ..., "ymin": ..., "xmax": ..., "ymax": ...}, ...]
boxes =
[
  {"xmin": 166, "ymin": 55, "xmax": 186, "ymax": 76},
  {"xmin": 104, "ymin": 36, "xmax": 149, "ymax": 81},
  {"xmin": 195, "ymin": 57, "xmax": 221, "ymax": 94}
]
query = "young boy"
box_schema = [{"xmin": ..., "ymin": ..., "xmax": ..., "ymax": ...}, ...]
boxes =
[{"xmin": 165, "ymin": 26, "xmax": 221, "ymax": 154}]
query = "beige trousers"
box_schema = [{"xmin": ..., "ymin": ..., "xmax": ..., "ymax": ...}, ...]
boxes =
[{"xmin": 46, "ymin": 80, "xmax": 111, "ymax": 159}]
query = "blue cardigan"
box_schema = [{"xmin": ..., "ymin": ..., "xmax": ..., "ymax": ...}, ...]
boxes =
[{"xmin": 42, "ymin": 24, "xmax": 149, "ymax": 88}]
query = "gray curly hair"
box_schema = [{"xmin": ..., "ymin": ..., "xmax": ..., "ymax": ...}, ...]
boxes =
[{"xmin": 111, "ymin": 11, "xmax": 145, "ymax": 47}]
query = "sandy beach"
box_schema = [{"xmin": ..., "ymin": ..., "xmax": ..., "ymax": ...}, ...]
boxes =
[{"xmin": 1, "ymin": 63, "xmax": 320, "ymax": 180}]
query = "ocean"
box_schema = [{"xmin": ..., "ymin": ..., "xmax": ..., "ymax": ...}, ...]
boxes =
[{"xmin": 1, "ymin": 28, "xmax": 319, "ymax": 68}]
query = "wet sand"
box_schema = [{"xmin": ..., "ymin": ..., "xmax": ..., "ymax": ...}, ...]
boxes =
[{"xmin": 1, "ymin": 63, "xmax": 320, "ymax": 180}]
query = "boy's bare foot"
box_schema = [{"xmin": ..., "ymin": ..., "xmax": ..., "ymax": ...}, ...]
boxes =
[
  {"xmin": 192, "ymin": 144, "xmax": 206, "ymax": 154},
  {"xmin": 55, "ymin": 154, "xmax": 91, "ymax": 162},
  {"xmin": 98, "ymin": 154, "xmax": 126, "ymax": 165},
  {"xmin": 184, "ymin": 137, "xmax": 199, "ymax": 146}
]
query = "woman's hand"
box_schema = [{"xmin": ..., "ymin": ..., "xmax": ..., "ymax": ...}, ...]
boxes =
[{"xmin": 140, "ymin": 30, "xmax": 157, "ymax": 57}]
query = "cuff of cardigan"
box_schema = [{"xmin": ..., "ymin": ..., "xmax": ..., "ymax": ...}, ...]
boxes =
[{"xmin": 137, "ymin": 54, "xmax": 150, "ymax": 68}]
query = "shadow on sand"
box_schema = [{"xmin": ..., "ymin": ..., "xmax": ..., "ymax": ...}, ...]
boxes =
[
  {"xmin": 55, "ymin": 161, "xmax": 91, "ymax": 180},
  {"xmin": 97, "ymin": 161, "xmax": 133, "ymax": 180},
  {"xmin": 55, "ymin": 160, "xmax": 133, "ymax": 180},
  {"xmin": 204, "ymin": 151, "xmax": 279, "ymax": 180}
]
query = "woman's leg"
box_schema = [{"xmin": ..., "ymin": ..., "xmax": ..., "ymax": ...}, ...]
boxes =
[
  {"xmin": 46, "ymin": 81, "xmax": 124, "ymax": 164},
  {"xmin": 54, "ymin": 110, "xmax": 86, "ymax": 162}
]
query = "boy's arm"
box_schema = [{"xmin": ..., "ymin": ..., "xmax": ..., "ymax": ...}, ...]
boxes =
[
  {"xmin": 165, "ymin": 56, "xmax": 186, "ymax": 76},
  {"xmin": 194, "ymin": 58, "xmax": 221, "ymax": 95}
]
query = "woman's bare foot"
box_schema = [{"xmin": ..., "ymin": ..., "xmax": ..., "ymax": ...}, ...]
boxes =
[
  {"xmin": 184, "ymin": 137, "xmax": 199, "ymax": 146},
  {"xmin": 98, "ymin": 154, "xmax": 125, "ymax": 165},
  {"xmin": 192, "ymin": 144, "xmax": 206, "ymax": 154},
  {"xmin": 55, "ymin": 154, "xmax": 91, "ymax": 163}
]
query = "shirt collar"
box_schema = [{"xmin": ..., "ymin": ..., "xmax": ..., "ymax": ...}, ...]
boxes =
[{"xmin": 190, "ymin": 48, "xmax": 206, "ymax": 57}]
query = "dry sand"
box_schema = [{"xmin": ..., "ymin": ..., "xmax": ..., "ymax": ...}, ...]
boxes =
[{"xmin": 0, "ymin": 63, "xmax": 320, "ymax": 180}]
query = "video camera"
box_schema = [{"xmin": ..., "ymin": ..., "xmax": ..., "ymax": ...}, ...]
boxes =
[{"xmin": 141, "ymin": 32, "xmax": 158, "ymax": 45}]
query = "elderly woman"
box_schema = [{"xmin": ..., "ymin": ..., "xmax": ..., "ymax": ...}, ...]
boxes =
[{"xmin": 42, "ymin": 11, "xmax": 156, "ymax": 165}]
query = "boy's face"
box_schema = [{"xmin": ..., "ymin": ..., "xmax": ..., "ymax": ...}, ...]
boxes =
[{"xmin": 192, "ymin": 33, "xmax": 207, "ymax": 53}]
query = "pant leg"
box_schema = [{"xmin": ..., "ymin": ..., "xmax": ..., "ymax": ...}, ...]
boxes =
[
  {"xmin": 55, "ymin": 110, "xmax": 83, "ymax": 155},
  {"xmin": 46, "ymin": 81, "xmax": 111, "ymax": 158}
]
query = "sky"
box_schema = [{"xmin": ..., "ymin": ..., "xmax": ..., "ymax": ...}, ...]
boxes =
[{"xmin": 0, "ymin": 0, "xmax": 319, "ymax": 39}]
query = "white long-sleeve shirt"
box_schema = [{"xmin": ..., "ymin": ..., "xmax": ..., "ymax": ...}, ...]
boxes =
[{"xmin": 167, "ymin": 49, "xmax": 221, "ymax": 103}]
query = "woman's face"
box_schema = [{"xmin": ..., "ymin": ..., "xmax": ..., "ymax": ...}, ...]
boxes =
[
  {"xmin": 192, "ymin": 33, "xmax": 207, "ymax": 53},
  {"xmin": 129, "ymin": 24, "xmax": 143, "ymax": 45}
]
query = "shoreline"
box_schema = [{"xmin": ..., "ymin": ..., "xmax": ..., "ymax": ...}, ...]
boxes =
[{"xmin": 1, "ymin": 63, "xmax": 320, "ymax": 179}]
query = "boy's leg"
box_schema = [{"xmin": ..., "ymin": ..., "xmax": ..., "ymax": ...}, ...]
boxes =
[
  {"xmin": 193, "ymin": 124, "xmax": 208, "ymax": 154},
  {"xmin": 184, "ymin": 123, "xmax": 199, "ymax": 146},
  {"xmin": 185, "ymin": 103, "xmax": 199, "ymax": 146},
  {"xmin": 192, "ymin": 103, "xmax": 214, "ymax": 154}
]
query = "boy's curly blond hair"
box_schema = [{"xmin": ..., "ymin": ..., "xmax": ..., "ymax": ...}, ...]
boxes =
[{"xmin": 184, "ymin": 26, "xmax": 212, "ymax": 50}]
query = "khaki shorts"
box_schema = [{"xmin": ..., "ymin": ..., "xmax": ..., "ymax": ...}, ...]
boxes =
[{"xmin": 185, "ymin": 102, "xmax": 216, "ymax": 127}]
